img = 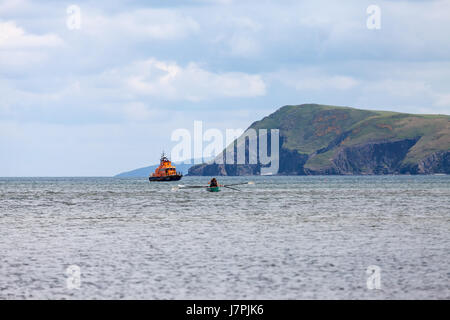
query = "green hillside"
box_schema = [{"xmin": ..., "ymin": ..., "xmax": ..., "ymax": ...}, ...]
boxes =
[
  {"xmin": 189, "ymin": 104, "xmax": 450, "ymax": 175},
  {"xmin": 249, "ymin": 104, "xmax": 449, "ymax": 171}
]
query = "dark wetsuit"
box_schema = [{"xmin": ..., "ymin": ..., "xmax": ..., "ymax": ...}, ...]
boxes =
[{"xmin": 210, "ymin": 179, "xmax": 218, "ymax": 187}]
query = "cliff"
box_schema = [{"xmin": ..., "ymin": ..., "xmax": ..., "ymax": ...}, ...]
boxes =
[{"xmin": 188, "ymin": 104, "xmax": 450, "ymax": 175}]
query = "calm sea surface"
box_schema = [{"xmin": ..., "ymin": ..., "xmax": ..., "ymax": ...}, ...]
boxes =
[{"xmin": 0, "ymin": 176, "xmax": 449, "ymax": 299}]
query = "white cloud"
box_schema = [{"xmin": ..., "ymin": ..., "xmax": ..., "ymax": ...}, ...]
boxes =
[
  {"xmin": 0, "ymin": 20, "xmax": 63, "ymax": 71},
  {"xmin": 367, "ymin": 79, "xmax": 432, "ymax": 98},
  {"xmin": 0, "ymin": 50, "xmax": 47, "ymax": 70},
  {"xmin": 0, "ymin": 0, "xmax": 29, "ymax": 15},
  {"xmin": 434, "ymin": 94, "xmax": 450, "ymax": 108},
  {"xmin": 123, "ymin": 58, "xmax": 266, "ymax": 101},
  {"xmin": 209, "ymin": 16, "xmax": 262, "ymax": 57},
  {"xmin": 0, "ymin": 21, "xmax": 63, "ymax": 48},
  {"xmin": 227, "ymin": 34, "xmax": 261, "ymax": 57},
  {"xmin": 273, "ymin": 68, "xmax": 359, "ymax": 91},
  {"xmin": 122, "ymin": 102, "xmax": 158, "ymax": 121},
  {"xmin": 295, "ymin": 75, "xmax": 359, "ymax": 91},
  {"xmin": 83, "ymin": 9, "xmax": 200, "ymax": 40}
]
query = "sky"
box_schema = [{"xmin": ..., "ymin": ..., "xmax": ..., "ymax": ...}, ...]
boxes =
[{"xmin": 1, "ymin": 0, "xmax": 449, "ymax": 176}]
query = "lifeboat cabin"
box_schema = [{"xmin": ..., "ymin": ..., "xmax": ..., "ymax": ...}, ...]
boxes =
[{"xmin": 149, "ymin": 153, "xmax": 183, "ymax": 182}]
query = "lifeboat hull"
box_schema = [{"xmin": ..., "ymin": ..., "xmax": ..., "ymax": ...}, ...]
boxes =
[{"xmin": 149, "ymin": 174, "xmax": 183, "ymax": 182}]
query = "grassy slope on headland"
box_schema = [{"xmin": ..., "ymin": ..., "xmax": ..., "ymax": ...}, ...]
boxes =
[{"xmin": 249, "ymin": 104, "xmax": 449, "ymax": 171}]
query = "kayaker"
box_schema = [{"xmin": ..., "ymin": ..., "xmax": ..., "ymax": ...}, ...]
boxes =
[{"xmin": 209, "ymin": 178, "xmax": 218, "ymax": 187}]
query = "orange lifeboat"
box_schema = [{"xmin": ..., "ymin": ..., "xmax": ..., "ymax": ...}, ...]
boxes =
[{"xmin": 149, "ymin": 153, "xmax": 183, "ymax": 182}]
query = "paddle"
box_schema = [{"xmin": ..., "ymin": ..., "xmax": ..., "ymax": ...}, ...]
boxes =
[
  {"xmin": 181, "ymin": 185, "xmax": 208, "ymax": 189},
  {"xmin": 223, "ymin": 181, "xmax": 255, "ymax": 187},
  {"xmin": 172, "ymin": 185, "xmax": 208, "ymax": 190},
  {"xmin": 172, "ymin": 181, "xmax": 254, "ymax": 191},
  {"xmin": 223, "ymin": 185, "xmax": 241, "ymax": 191}
]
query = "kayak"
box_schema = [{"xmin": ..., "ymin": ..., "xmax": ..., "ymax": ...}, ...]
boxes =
[{"xmin": 174, "ymin": 181, "xmax": 253, "ymax": 192}]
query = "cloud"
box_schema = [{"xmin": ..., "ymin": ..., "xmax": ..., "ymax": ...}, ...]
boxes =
[
  {"xmin": 123, "ymin": 58, "xmax": 266, "ymax": 101},
  {"xmin": 122, "ymin": 102, "xmax": 159, "ymax": 121},
  {"xmin": 1, "ymin": 0, "xmax": 450, "ymax": 176},
  {"xmin": 82, "ymin": 9, "xmax": 200, "ymax": 40},
  {"xmin": 0, "ymin": 21, "xmax": 63, "ymax": 48},
  {"xmin": 434, "ymin": 94, "xmax": 450, "ymax": 108},
  {"xmin": 226, "ymin": 34, "xmax": 261, "ymax": 57},
  {"xmin": 0, "ymin": 0, "xmax": 30, "ymax": 15},
  {"xmin": 267, "ymin": 60, "xmax": 450, "ymax": 115},
  {"xmin": 219, "ymin": 17, "xmax": 262, "ymax": 57},
  {"xmin": 295, "ymin": 75, "xmax": 359, "ymax": 91},
  {"xmin": 272, "ymin": 68, "xmax": 360, "ymax": 91},
  {"xmin": 367, "ymin": 79, "xmax": 432, "ymax": 98},
  {"xmin": 0, "ymin": 20, "xmax": 63, "ymax": 72}
]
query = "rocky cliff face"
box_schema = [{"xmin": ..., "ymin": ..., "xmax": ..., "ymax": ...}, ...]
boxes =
[
  {"xmin": 399, "ymin": 151, "xmax": 450, "ymax": 174},
  {"xmin": 188, "ymin": 104, "xmax": 450, "ymax": 176},
  {"xmin": 305, "ymin": 138, "xmax": 421, "ymax": 174}
]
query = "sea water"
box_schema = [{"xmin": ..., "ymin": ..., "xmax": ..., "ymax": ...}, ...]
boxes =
[{"xmin": 0, "ymin": 176, "xmax": 449, "ymax": 299}]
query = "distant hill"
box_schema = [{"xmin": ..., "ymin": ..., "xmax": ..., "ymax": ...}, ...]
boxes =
[
  {"xmin": 115, "ymin": 158, "xmax": 211, "ymax": 177},
  {"xmin": 189, "ymin": 104, "xmax": 450, "ymax": 175}
]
